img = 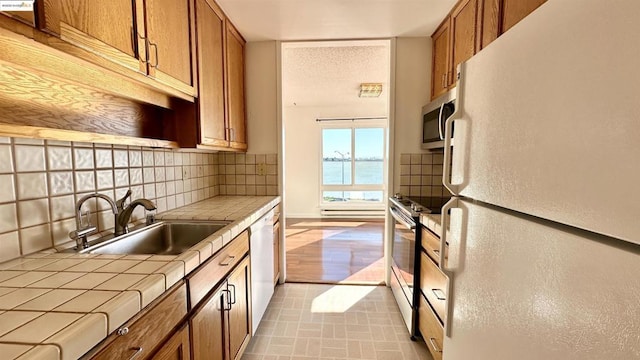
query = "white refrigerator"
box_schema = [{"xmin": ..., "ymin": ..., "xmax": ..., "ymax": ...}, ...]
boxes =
[{"xmin": 439, "ymin": 1, "xmax": 640, "ymax": 359}]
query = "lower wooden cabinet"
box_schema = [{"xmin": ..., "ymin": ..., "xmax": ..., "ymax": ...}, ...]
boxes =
[
  {"xmin": 190, "ymin": 256, "xmax": 251, "ymax": 360},
  {"xmin": 90, "ymin": 283, "xmax": 188, "ymax": 360},
  {"xmin": 151, "ymin": 325, "xmax": 191, "ymax": 360},
  {"xmin": 190, "ymin": 285, "xmax": 226, "ymax": 360},
  {"xmin": 419, "ymin": 296, "xmax": 444, "ymax": 360}
]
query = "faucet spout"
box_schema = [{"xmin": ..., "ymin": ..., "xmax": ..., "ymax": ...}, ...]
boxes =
[
  {"xmin": 115, "ymin": 198, "xmax": 156, "ymax": 236},
  {"xmin": 70, "ymin": 193, "xmax": 118, "ymax": 249}
]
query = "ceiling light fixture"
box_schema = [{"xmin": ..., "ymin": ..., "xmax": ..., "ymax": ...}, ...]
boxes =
[{"xmin": 359, "ymin": 83, "xmax": 383, "ymax": 97}]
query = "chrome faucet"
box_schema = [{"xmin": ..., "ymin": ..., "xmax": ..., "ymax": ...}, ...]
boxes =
[
  {"xmin": 69, "ymin": 193, "xmax": 118, "ymax": 249},
  {"xmin": 115, "ymin": 190, "xmax": 157, "ymax": 235}
]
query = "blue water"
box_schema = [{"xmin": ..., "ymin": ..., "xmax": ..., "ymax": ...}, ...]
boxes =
[{"xmin": 322, "ymin": 160, "xmax": 383, "ymax": 202}]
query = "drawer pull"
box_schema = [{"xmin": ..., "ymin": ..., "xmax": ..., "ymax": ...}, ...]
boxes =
[
  {"xmin": 432, "ymin": 289, "xmax": 446, "ymax": 301},
  {"xmin": 429, "ymin": 338, "xmax": 442, "ymax": 353},
  {"xmin": 432, "ymin": 249, "xmax": 440, "ymax": 255},
  {"xmin": 219, "ymin": 255, "xmax": 236, "ymax": 266},
  {"xmin": 128, "ymin": 347, "xmax": 143, "ymax": 359},
  {"xmin": 116, "ymin": 327, "xmax": 129, "ymax": 336}
]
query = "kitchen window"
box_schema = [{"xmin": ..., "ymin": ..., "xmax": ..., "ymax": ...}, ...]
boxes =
[{"xmin": 320, "ymin": 124, "xmax": 387, "ymax": 209}]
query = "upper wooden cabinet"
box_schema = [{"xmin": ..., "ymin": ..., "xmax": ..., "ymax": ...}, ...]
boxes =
[
  {"xmin": 431, "ymin": 20, "xmax": 450, "ymax": 100},
  {"xmin": 39, "ymin": 0, "xmax": 196, "ymax": 96},
  {"xmin": 501, "ymin": 0, "xmax": 547, "ymax": 33},
  {"xmin": 431, "ymin": 0, "xmax": 478, "ymax": 100},
  {"xmin": 225, "ymin": 22, "xmax": 247, "ymax": 151},
  {"xmin": 144, "ymin": 0, "xmax": 197, "ymax": 95},
  {"xmin": 196, "ymin": 0, "xmax": 227, "ymax": 147},
  {"xmin": 432, "ymin": 0, "xmax": 546, "ymax": 98},
  {"xmin": 450, "ymin": 0, "xmax": 478, "ymax": 86},
  {"xmin": 194, "ymin": 1, "xmax": 247, "ymax": 151},
  {"xmin": 477, "ymin": 0, "xmax": 547, "ymax": 50}
]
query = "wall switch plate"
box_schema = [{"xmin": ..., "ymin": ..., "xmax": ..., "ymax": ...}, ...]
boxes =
[{"xmin": 257, "ymin": 163, "xmax": 267, "ymax": 176}]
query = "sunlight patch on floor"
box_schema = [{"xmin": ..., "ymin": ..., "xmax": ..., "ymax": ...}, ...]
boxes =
[
  {"xmin": 310, "ymin": 285, "xmax": 376, "ymax": 313},
  {"xmin": 289, "ymin": 221, "xmax": 369, "ymax": 227}
]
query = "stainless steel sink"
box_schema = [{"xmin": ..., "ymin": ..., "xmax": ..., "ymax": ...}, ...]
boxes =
[{"xmin": 79, "ymin": 221, "xmax": 230, "ymax": 255}]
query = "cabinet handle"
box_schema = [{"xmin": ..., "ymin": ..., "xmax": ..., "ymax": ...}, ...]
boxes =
[
  {"xmin": 116, "ymin": 327, "xmax": 129, "ymax": 336},
  {"xmin": 127, "ymin": 347, "xmax": 143, "ymax": 359},
  {"xmin": 222, "ymin": 290, "xmax": 232, "ymax": 310},
  {"xmin": 429, "ymin": 338, "xmax": 442, "ymax": 353},
  {"xmin": 219, "ymin": 255, "xmax": 235, "ymax": 266},
  {"xmin": 432, "ymin": 288, "xmax": 446, "ymax": 301},
  {"xmin": 230, "ymin": 128, "xmax": 235, "ymax": 142},
  {"xmin": 149, "ymin": 41, "xmax": 159, "ymax": 68},
  {"xmin": 136, "ymin": 33, "xmax": 149, "ymax": 64},
  {"xmin": 433, "ymin": 249, "xmax": 440, "ymax": 255},
  {"xmin": 441, "ymin": 74, "xmax": 446, "ymax": 89},
  {"xmin": 228, "ymin": 283, "xmax": 236, "ymax": 304}
]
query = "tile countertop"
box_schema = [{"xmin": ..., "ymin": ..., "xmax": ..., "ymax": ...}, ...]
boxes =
[
  {"xmin": 0, "ymin": 195, "xmax": 280, "ymax": 360},
  {"xmin": 420, "ymin": 213, "xmax": 442, "ymax": 236}
]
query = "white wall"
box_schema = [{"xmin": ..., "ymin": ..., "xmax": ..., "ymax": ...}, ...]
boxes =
[
  {"xmin": 284, "ymin": 105, "xmax": 388, "ymax": 217},
  {"xmin": 392, "ymin": 37, "xmax": 432, "ymax": 193},
  {"xmin": 245, "ymin": 41, "xmax": 278, "ymax": 154},
  {"xmin": 282, "ymin": 42, "xmax": 391, "ymax": 218}
]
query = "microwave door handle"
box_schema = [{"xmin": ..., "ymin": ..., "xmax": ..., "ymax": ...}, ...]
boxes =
[{"xmin": 438, "ymin": 103, "xmax": 445, "ymax": 140}]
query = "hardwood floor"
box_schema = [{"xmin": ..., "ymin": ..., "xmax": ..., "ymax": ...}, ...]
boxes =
[{"xmin": 285, "ymin": 218, "xmax": 385, "ymax": 285}]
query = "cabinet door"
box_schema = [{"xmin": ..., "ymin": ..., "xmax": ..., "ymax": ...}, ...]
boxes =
[
  {"xmin": 40, "ymin": 0, "xmax": 144, "ymax": 72},
  {"xmin": 190, "ymin": 285, "xmax": 226, "ymax": 360},
  {"xmin": 196, "ymin": 0, "xmax": 228, "ymax": 147},
  {"xmin": 227, "ymin": 257, "xmax": 251, "ymax": 360},
  {"xmin": 151, "ymin": 325, "xmax": 191, "ymax": 360},
  {"xmin": 145, "ymin": 0, "xmax": 196, "ymax": 95},
  {"xmin": 431, "ymin": 20, "xmax": 450, "ymax": 100},
  {"xmin": 273, "ymin": 221, "xmax": 280, "ymax": 284},
  {"xmin": 225, "ymin": 22, "xmax": 247, "ymax": 150},
  {"xmin": 450, "ymin": 0, "xmax": 478, "ymax": 87},
  {"xmin": 477, "ymin": 0, "xmax": 500, "ymax": 50},
  {"xmin": 502, "ymin": 0, "xmax": 546, "ymax": 33}
]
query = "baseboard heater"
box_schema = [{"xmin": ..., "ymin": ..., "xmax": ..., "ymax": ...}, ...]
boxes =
[{"xmin": 320, "ymin": 209, "xmax": 385, "ymax": 217}]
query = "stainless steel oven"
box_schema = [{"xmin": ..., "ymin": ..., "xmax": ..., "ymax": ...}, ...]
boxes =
[{"xmin": 389, "ymin": 197, "xmax": 421, "ymax": 339}]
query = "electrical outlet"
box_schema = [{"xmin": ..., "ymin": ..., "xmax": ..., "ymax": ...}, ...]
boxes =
[{"xmin": 257, "ymin": 163, "xmax": 267, "ymax": 176}]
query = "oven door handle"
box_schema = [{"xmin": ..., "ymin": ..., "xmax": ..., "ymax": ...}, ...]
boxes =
[{"xmin": 390, "ymin": 206, "xmax": 416, "ymax": 230}]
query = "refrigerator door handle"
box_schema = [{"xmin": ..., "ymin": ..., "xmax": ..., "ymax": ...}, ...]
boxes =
[
  {"xmin": 440, "ymin": 197, "xmax": 459, "ymax": 337},
  {"xmin": 443, "ymin": 63, "xmax": 464, "ymax": 195}
]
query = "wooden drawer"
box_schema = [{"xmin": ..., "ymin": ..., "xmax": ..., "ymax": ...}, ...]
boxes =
[
  {"xmin": 420, "ymin": 251, "xmax": 448, "ymax": 322},
  {"xmin": 419, "ymin": 295, "xmax": 444, "ymax": 360},
  {"xmin": 92, "ymin": 282, "xmax": 188, "ymax": 360},
  {"xmin": 421, "ymin": 226, "xmax": 447, "ymax": 266},
  {"xmin": 188, "ymin": 230, "xmax": 249, "ymax": 307}
]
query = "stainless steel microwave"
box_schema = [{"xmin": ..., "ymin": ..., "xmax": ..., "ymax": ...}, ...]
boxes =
[{"xmin": 421, "ymin": 90, "xmax": 456, "ymax": 150}]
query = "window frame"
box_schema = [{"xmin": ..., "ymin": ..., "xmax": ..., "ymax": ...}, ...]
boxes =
[{"xmin": 319, "ymin": 120, "xmax": 387, "ymax": 209}]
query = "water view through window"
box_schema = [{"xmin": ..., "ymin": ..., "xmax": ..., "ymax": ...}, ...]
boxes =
[{"xmin": 322, "ymin": 128, "xmax": 384, "ymax": 203}]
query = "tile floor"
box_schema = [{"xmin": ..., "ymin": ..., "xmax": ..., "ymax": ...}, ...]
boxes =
[{"xmin": 242, "ymin": 283, "xmax": 432, "ymax": 360}]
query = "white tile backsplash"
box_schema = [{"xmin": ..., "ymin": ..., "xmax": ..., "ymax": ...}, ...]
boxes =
[
  {"xmin": 47, "ymin": 146, "xmax": 72, "ymax": 171},
  {"xmin": 73, "ymin": 148, "xmax": 94, "ymax": 170},
  {"xmin": 0, "ymin": 139, "xmax": 222, "ymax": 262},
  {"xmin": 49, "ymin": 172, "xmax": 74, "ymax": 196},
  {"xmin": 16, "ymin": 173, "xmax": 48, "ymax": 200},
  {"xmin": 14, "ymin": 146, "xmax": 45, "ymax": 172},
  {"xmin": 0, "ymin": 145, "xmax": 13, "ymax": 173},
  {"xmin": 0, "ymin": 175, "xmax": 16, "ymax": 203},
  {"xmin": 18, "ymin": 199, "xmax": 50, "ymax": 228}
]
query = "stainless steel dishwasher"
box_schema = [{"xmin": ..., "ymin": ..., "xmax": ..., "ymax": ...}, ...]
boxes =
[{"xmin": 249, "ymin": 209, "xmax": 274, "ymax": 335}]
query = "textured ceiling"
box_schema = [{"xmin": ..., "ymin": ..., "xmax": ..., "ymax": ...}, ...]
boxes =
[
  {"xmin": 282, "ymin": 41, "xmax": 390, "ymax": 108},
  {"xmin": 216, "ymin": 0, "xmax": 457, "ymax": 41}
]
